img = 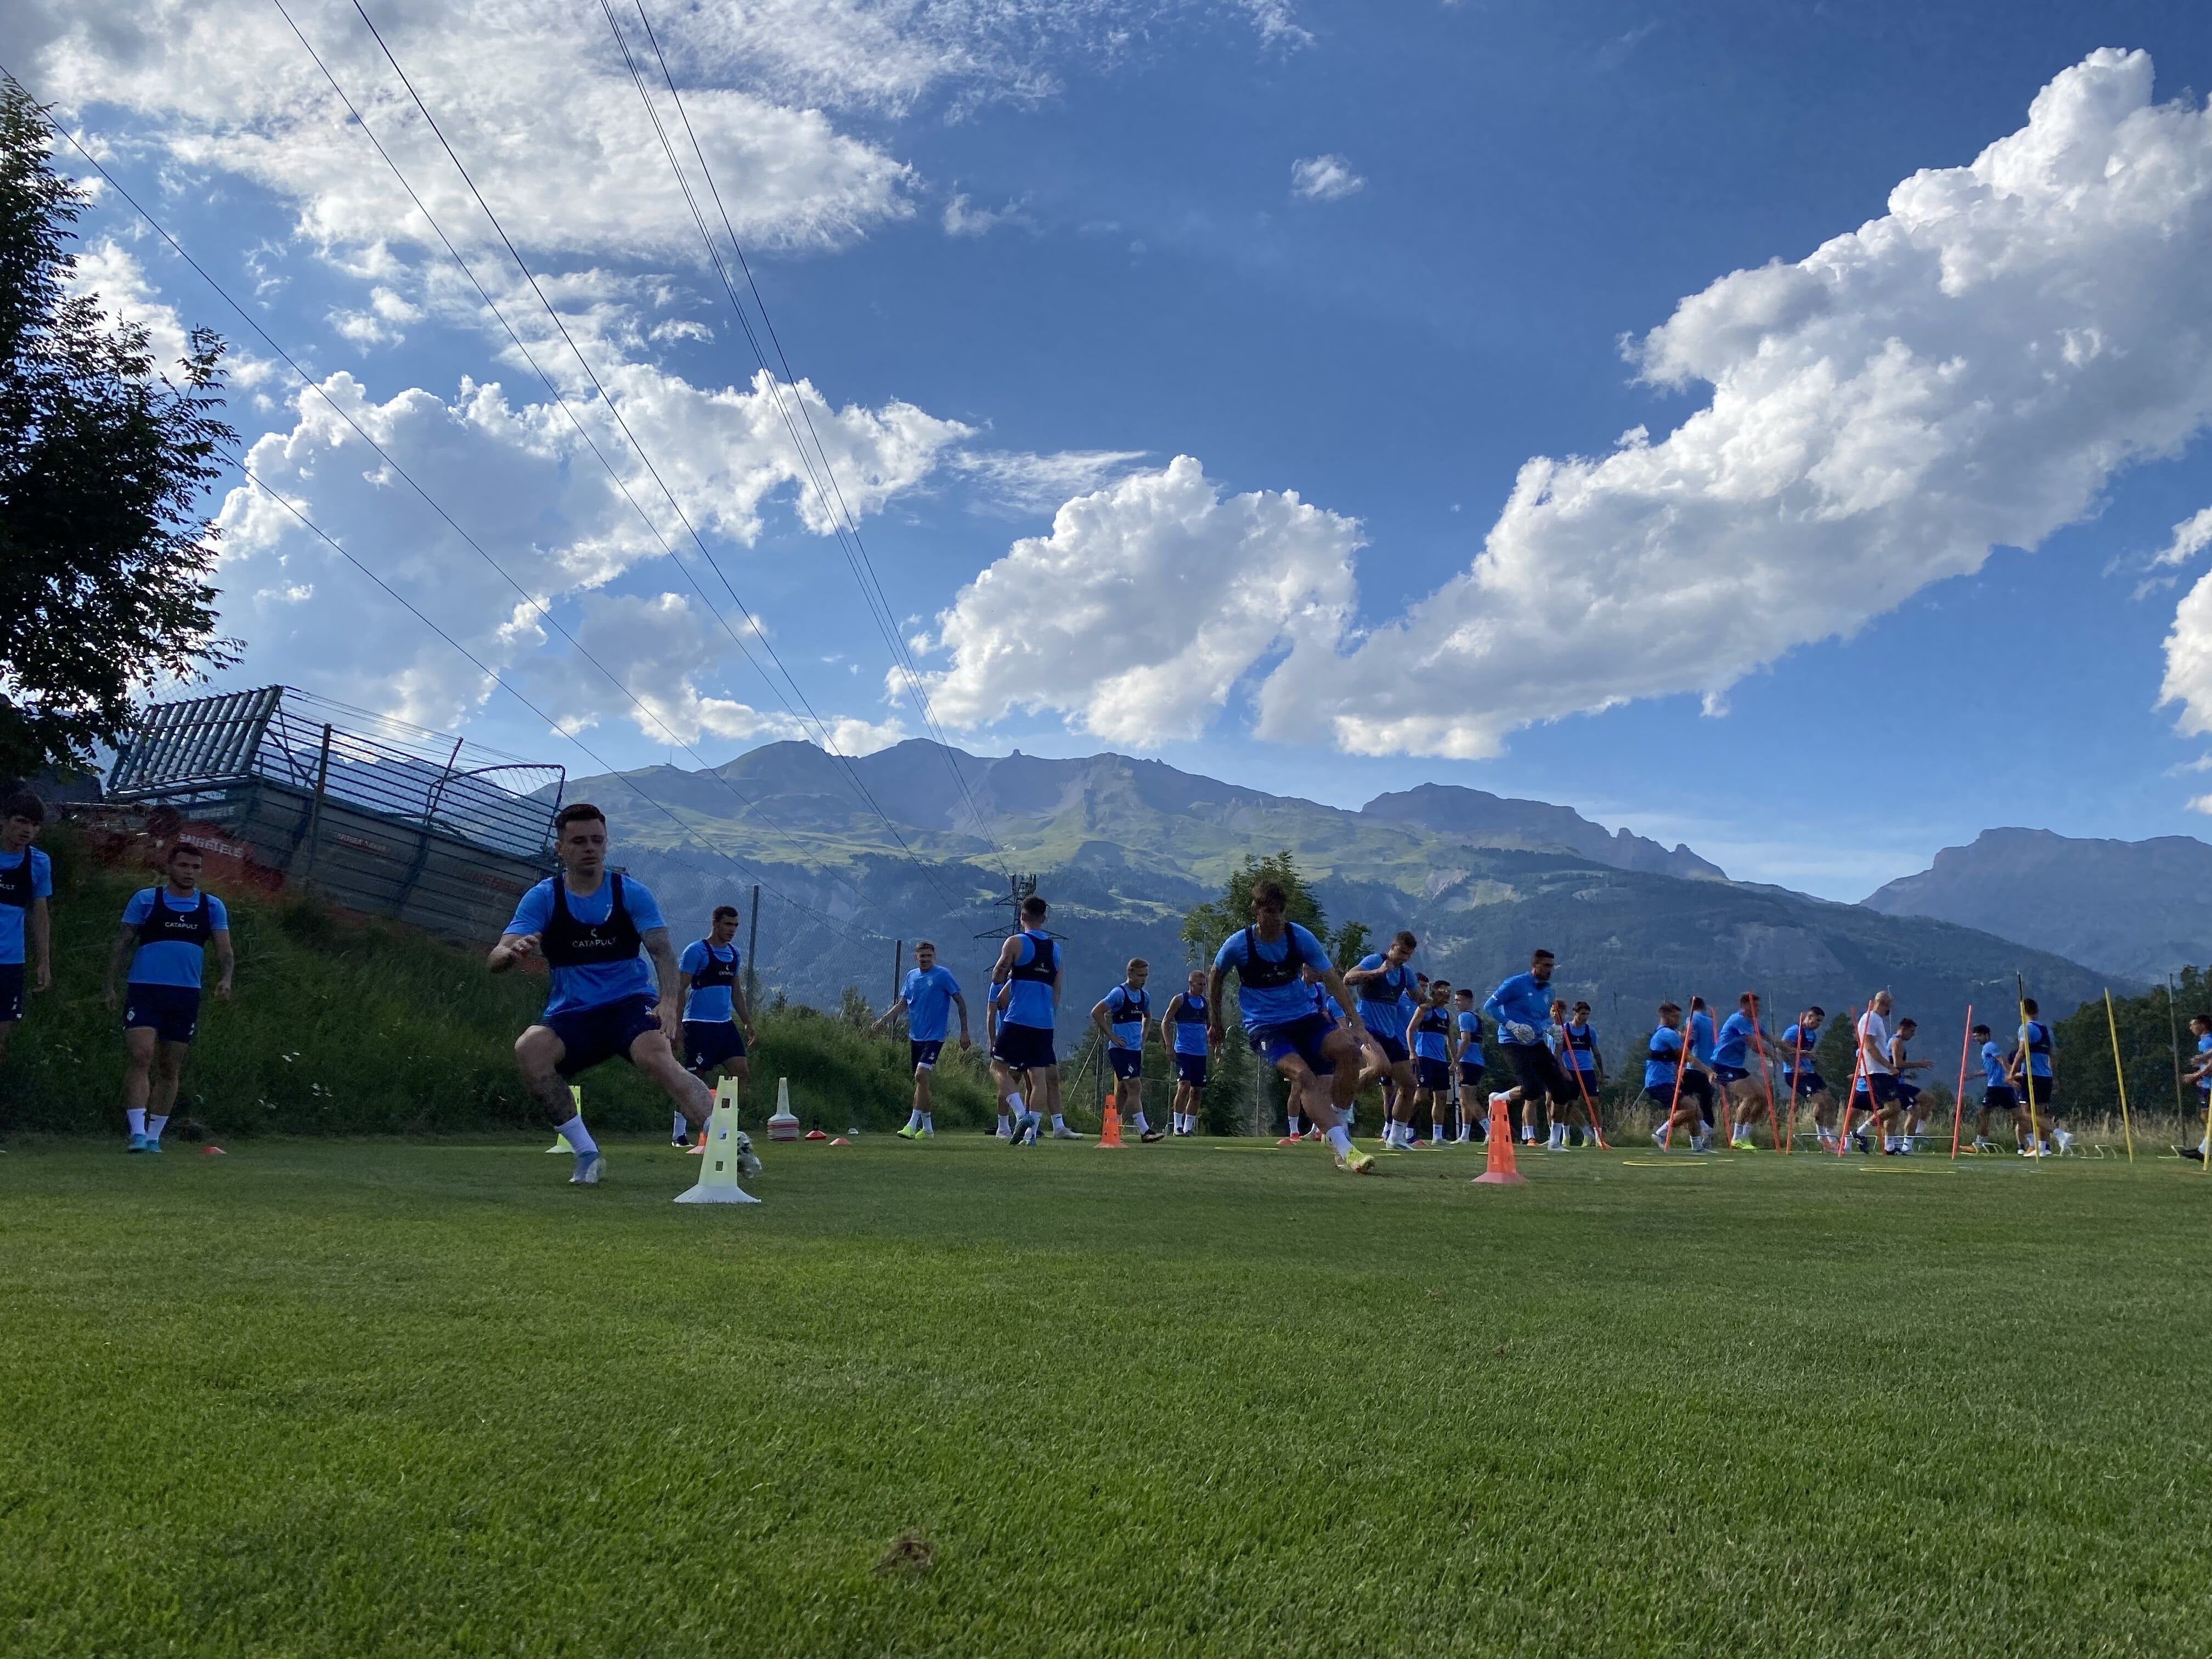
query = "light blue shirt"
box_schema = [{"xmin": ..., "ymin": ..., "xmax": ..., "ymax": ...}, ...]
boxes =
[
  {"xmin": 1713, "ymin": 1012, "xmax": 1756, "ymax": 1070},
  {"xmin": 899, "ymin": 964, "xmax": 962, "ymax": 1042},
  {"xmin": 121, "ymin": 885, "xmax": 229, "ymax": 989},
  {"xmin": 1001, "ymin": 932, "xmax": 1058, "ymax": 1030},
  {"xmin": 1214, "ymin": 923, "xmax": 1331, "ymax": 1031},
  {"xmin": 0, "ymin": 847, "xmax": 52, "ymax": 965},
  {"xmin": 1687, "ymin": 1009, "xmax": 1716, "ymax": 1065},
  {"xmin": 1169, "ymin": 994, "xmax": 1210, "ymax": 1055},
  {"xmin": 1455, "ymin": 1009, "xmax": 1483, "ymax": 1056},
  {"xmin": 1780, "ymin": 1023, "xmax": 1819, "ymax": 1072},
  {"xmin": 2198, "ymin": 1032, "xmax": 2211, "ymax": 1095},
  {"xmin": 678, "ymin": 939, "xmax": 741, "ymax": 1023},
  {"xmin": 506, "ymin": 876, "xmax": 665, "ymax": 1018},
  {"xmin": 1352, "ymin": 955, "xmax": 1416, "ymax": 1043},
  {"xmin": 1483, "ymin": 972, "xmax": 1555, "ymax": 1042},
  {"xmin": 2019, "ymin": 1020, "xmax": 2053, "ymax": 1078},
  {"xmin": 1410, "ymin": 1006, "xmax": 1451, "ymax": 1062},
  {"xmin": 1104, "ymin": 983, "xmax": 1148, "ymax": 1048},
  {"xmin": 1982, "ymin": 1041, "xmax": 2010, "ymax": 1090},
  {"xmin": 1561, "ymin": 1022, "xmax": 1598, "ymax": 1073},
  {"xmin": 1645, "ymin": 1025, "xmax": 1684, "ymax": 1090}
]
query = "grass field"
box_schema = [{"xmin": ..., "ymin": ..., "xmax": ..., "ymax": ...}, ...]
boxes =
[{"xmin": 5, "ymin": 1133, "xmax": 2210, "ymax": 1657}]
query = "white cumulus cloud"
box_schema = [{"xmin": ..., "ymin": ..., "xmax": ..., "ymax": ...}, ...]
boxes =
[
  {"xmin": 1261, "ymin": 48, "xmax": 2212, "ymax": 757},
  {"xmin": 1290, "ymin": 154, "xmax": 1364, "ymax": 201},
  {"xmin": 2153, "ymin": 506, "xmax": 2212, "ymax": 567},
  {"xmin": 915, "ymin": 455, "xmax": 1359, "ymax": 744}
]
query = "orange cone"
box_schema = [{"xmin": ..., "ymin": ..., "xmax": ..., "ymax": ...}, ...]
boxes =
[
  {"xmin": 1097, "ymin": 1103, "xmax": 1125, "ymax": 1148},
  {"xmin": 1474, "ymin": 1096, "xmax": 1526, "ymax": 1185}
]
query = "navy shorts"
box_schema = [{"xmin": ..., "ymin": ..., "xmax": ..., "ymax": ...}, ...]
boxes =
[
  {"xmin": 1712, "ymin": 1063, "xmax": 1750, "ymax": 1086},
  {"xmin": 993, "ymin": 1022, "xmax": 1056, "ymax": 1071},
  {"xmin": 1251, "ymin": 1012, "xmax": 1338, "ymax": 1076},
  {"xmin": 0, "ymin": 962, "xmax": 21, "ymax": 1024},
  {"xmin": 1562, "ymin": 1064, "xmax": 1598, "ymax": 1096},
  {"xmin": 682, "ymin": 1019, "xmax": 747, "ymax": 1072},
  {"xmin": 1787, "ymin": 1069, "xmax": 1827, "ymax": 1099},
  {"xmin": 123, "ymin": 982, "xmax": 200, "ymax": 1045},
  {"xmin": 548, "ymin": 996, "xmax": 661, "ymax": 1079},
  {"xmin": 1173, "ymin": 1051, "xmax": 1209, "ymax": 1086},
  {"xmin": 1505, "ymin": 1041, "xmax": 1572, "ymax": 1106},
  {"xmin": 1982, "ymin": 1085, "xmax": 2017, "ymax": 1110},
  {"xmin": 2018, "ymin": 1075, "xmax": 2055, "ymax": 1108},
  {"xmin": 1415, "ymin": 1057, "xmax": 1452, "ymax": 1092},
  {"xmin": 1854, "ymin": 1072, "xmax": 1900, "ymax": 1106},
  {"xmin": 1369, "ymin": 1032, "xmax": 1410, "ymax": 1066},
  {"xmin": 1457, "ymin": 1060, "xmax": 1486, "ymax": 1087},
  {"xmin": 1109, "ymin": 1046, "xmax": 1143, "ymax": 1081},
  {"xmin": 1643, "ymin": 1082, "xmax": 1680, "ymax": 1111},
  {"xmin": 1895, "ymin": 1079, "xmax": 1922, "ymax": 1105},
  {"xmin": 909, "ymin": 1038, "xmax": 945, "ymax": 1071}
]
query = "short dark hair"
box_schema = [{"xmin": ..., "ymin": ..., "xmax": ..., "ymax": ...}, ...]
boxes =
[
  {"xmin": 1572, "ymin": 1001, "xmax": 1590, "ymax": 1014},
  {"xmin": 1739, "ymin": 992, "xmax": 1757, "ymax": 1008},
  {"xmin": 1898, "ymin": 1017, "xmax": 1917, "ymax": 1031},
  {"xmin": 1658, "ymin": 1000, "xmax": 1680, "ymax": 1015},
  {"xmin": 2192, "ymin": 1013, "xmax": 2211, "ymax": 1030},
  {"xmin": 2021, "ymin": 998, "xmax": 2039, "ymax": 1015},
  {"xmin": 1020, "ymin": 894, "xmax": 1048, "ymax": 919},
  {"xmin": 1453, "ymin": 986, "xmax": 1473, "ymax": 1000},
  {"xmin": 2, "ymin": 792, "xmax": 46, "ymax": 825},
  {"xmin": 1392, "ymin": 930, "xmax": 1418, "ymax": 950},
  {"xmin": 1531, "ymin": 947, "xmax": 1554, "ymax": 961},
  {"xmin": 712, "ymin": 904, "xmax": 740, "ymax": 922},
  {"xmin": 167, "ymin": 842, "xmax": 204, "ymax": 865},
  {"xmin": 1807, "ymin": 1006, "xmax": 1825, "ymax": 1020},
  {"xmin": 1971, "ymin": 1024, "xmax": 1991, "ymax": 1037},
  {"xmin": 916, "ymin": 939, "xmax": 935, "ymax": 952},
  {"xmin": 1431, "ymin": 980, "xmax": 1450, "ymax": 992},
  {"xmin": 555, "ymin": 803, "xmax": 607, "ymax": 836},
  {"xmin": 1250, "ymin": 880, "xmax": 1288, "ymax": 910}
]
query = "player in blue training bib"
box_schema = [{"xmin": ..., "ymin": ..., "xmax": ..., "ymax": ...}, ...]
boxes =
[
  {"xmin": 1549, "ymin": 998, "xmax": 1605, "ymax": 1149},
  {"xmin": 1345, "ymin": 931, "xmax": 1420, "ymax": 1148},
  {"xmin": 1644, "ymin": 1002, "xmax": 1707, "ymax": 1150},
  {"xmin": 490, "ymin": 803, "xmax": 751, "ymax": 1189},
  {"xmin": 877, "ymin": 939, "xmax": 971, "ymax": 1142},
  {"xmin": 1778, "ymin": 1007, "xmax": 1835, "ymax": 1150},
  {"xmin": 1161, "ymin": 968, "xmax": 1214, "ymax": 1138},
  {"xmin": 1711, "ymin": 992, "xmax": 1774, "ymax": 1151},
  {"xmin": 0, "ymin": 792, "xmax": 54, "ymax": 1079},
  {"xmin": 1091, "ymin": 958, "xmax": 1164, "ymax": 1142},
  {"xmin": 1205, "ymin": 878, "xmax": 1374, "ymax": 1174},
  {"xmin": 103, "ymin": 842, "xmax": 234, "ymax": 1154},
  {"xmin": 1407, "ymin": 979, "xmax": 1455, "ymax": 1147},
  {"xmin": 1970, "ymin": 1023, "xmax": 2023, "ymax": 1152},
  {"xmin": 989, "ymin": 893, "xmax": 1068, "ymax": 1144},
  {"xmin": 2013, "ymin": 997, "xmax": 2069, "ymax": 1155},
  {"xmin": 672, "ymin": 902, "xmax": 756, "ymax": 1150},
  {"xmin": 2182, "ymin": 1014, "xmax": 2212, "ymax": 1161},
  {"xmin": 1449, "ymin": 989, "xmax": 1486, "ymax": 1143}
]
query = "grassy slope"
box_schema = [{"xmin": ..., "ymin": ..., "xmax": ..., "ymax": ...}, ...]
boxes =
[
  {"xmin": 0, "ymin": 832, "xmax": 995, "ymax": 1138},
  {"xmin": 4, "ymin": 1137, "xmax": 2207, "ymax": 1657}
]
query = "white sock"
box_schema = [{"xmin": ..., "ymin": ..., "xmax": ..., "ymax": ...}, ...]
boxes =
[
  {"xmin": 905, "ymin": 1108, "xmax": 924, "ymax": 1130},
  {"xmin": 558, "ymin": 1117, "xmax": 598, "ymax": 1155},
  {"xmin": 673, "ymin": 1110, "xmax": 689, "ymax": 1139},
  {"xmin": 1051, "ymin": 1113, "xmax": 1066, "ymax": 1132},
  {"xmin": 1286, "ymin": 1116, "xmax": 1301, "ymax": 1137},
  {"xmin": 997, "ymin": 1112, "xmax": 1013, "ymax": 1133},
  {"xmin": 1132, "ymin": 1112, "xmax": 1150, "ymax": 1133},
  {"xmin": 921, "ymin": 1112, "xmax": 934, "ymax": 1131},
  {"xmin": 148, "ymin": 1114, "xmax": 169, "ymax": 1142},
  {"xmin": 1006, "ymin": 1091, "xmax": 1025, "ymax": 1115},
  {"xmin": 127, "ymin": 1109, "xmax": 146, "ymax": 1136},
  {"xmin": 1326, "ymin": 1125, "xmax": 1353, "ymax": 1155}
]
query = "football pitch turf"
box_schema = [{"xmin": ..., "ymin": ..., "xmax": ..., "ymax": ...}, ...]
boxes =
[{"xmin": 5, "ymin": 1135, "xmax": 2209, "ymax": 1657}]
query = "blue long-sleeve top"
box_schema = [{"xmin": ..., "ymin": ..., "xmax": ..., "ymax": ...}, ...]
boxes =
[{"xmin": 1483, "ymin": 972, "xmax": 1555, "ymax": 1042}]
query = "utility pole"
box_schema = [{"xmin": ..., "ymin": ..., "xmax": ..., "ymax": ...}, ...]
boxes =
[
  {"xmin": 744, "ymin": 884, "xmax": 761, "ymax": 1013},
  {"xmin": 893, "ymin": 939, "xmax": 903, "ymax": 1006}
]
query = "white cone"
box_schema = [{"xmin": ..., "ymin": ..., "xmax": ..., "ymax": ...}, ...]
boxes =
[
  {"xmin": 766, "ymin": 1075, "xmax": 801, "ymax": 1142},
  {"xmin": 675, "ymin": 1079, "xmax": 760, "ymax": 1204}
]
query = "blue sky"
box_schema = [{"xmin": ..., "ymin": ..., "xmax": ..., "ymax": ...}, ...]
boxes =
[{"xmin": 9, "ymin": 0, "xmax": 2212, "ymax": 898}]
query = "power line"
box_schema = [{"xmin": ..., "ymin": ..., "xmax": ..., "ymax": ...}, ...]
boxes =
[
  {"xmin": 605, "ymin": 0, "xmax": 1014, "ymax": 878},
  {"xmin": 10, "ymin": 69, "xmax": 876, "ymax": 889},
  {"xmin": 270, "ymin": 0, "xmax": 981, "ymax": 925}
]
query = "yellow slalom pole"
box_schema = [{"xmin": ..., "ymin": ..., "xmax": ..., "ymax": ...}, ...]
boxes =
[
  {"xmin": 2102, "ymin": 990, "xmax": 2135, "ymax": 1163},
  {"xmin": 2015, "ymin": 974, "xmax": 2044, "ymax": 1163}
]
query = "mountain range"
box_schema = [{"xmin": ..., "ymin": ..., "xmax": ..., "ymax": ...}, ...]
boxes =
[
  {"xmin": 1863, "ymin": 828, "xmax": 2212, "ymax": 983},
  {"xmin": 568, "ymin": 740, "xmax": 2112, "ymax": 1031}
]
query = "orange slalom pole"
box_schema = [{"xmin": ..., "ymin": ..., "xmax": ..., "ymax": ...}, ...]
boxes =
[
  {"xmin": 1663, "ymin": 998, "xmax": 1695, "ymax": 1149},
  {"xmin": 1949, "ymin": 1004, "xmax": 1974, "ymax": 1160},
  {"xmin": 1835, "ymin": 1004, "xmax": 1868, "ymax": 1158},
  {"xmin": 1562, "ymin": 1028, "xmax": 1607, "ymax": 1149},
  {"xmin": 1746, "ymin": 997, "xmax": 1784, "ymax": 1150}
]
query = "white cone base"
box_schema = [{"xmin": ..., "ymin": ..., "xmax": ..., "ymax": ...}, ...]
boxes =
[{"xmin": 674, "ymin": 1184, "xmax": 760, "ymax": 1204}]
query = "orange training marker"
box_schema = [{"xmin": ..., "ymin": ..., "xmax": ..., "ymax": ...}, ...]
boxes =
[
  {"xmin": 1474, "ymin": 1097, "xmax": 1526, "ymax": 1185},
  {"xmin": 1097, "ymin": 1103, "xmax": 1125, "ymax": 1148}
]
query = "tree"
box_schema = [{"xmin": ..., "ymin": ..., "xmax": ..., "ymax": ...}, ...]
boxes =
[
  {"xmin": 0, "ymin": 81, "xmax": 236, "ymax": 778},
  {"xmin": 1178, "ymin": 849, "xmax": 1325, "ymax": 964}
]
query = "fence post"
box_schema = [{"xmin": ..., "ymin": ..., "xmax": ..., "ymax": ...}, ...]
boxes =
[{"xmin": 295, "ymin": 723, "xmax": 335, "ymax": 890}]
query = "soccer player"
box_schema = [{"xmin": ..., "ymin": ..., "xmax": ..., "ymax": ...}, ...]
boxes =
[
  {"xmin": 674, "ymin": 904, "xmax": 754, "ymax": 1149},
  {"xmin": 103, "ymin": 843, "xmax": 234, "ymax": 1153},
  {"xmin": 1554, "ymin": 1000, "xmax": 1604, "ymax": 1148},
  {"xmin": 489, "ymin": 803, "xmax": 744, "ymax": 1187},
  {"xmin": 1205, "ymin": 879, "xmax": 1374, "ymax": 1173},
  {"xmin": 0, "ymin": 793, "xmax": 53, "ymax": 1081},
  {"xmin": 1346, "ymin": 932, "xmax": 1420, "ymax": 1146},
  {"xmin": 1451, "ymin": 988, "xmax": 1486, "ymax": 1143},
  {"xmin": 1406, "ymin": 980, "xmax": 1454, "ymax": 1148},
  {"xmin": 1971, "ymin": 1023, "xmax": 2023, "ymax": 1152},
  {"xmin": 1091, "ymin": 958, "xmax": 1165, "ymax": 1143},
  {"xmin": 2015, "ymin": 997, "xmax": 2070, "ymax": 1155},
  {"xmin": 876, "ymin": 939, "xmax": 970, "ymax": 1140},
  {"xmin": 1841, "ymin": 992, "xmax": 1901, "ymax": 1154},
  {"xmin": 1645, "ymin": 1002, "xmax": 1705, "ymax": 1148},
  {"xmin": 986, "ymin": 979, "xmax": 1018, "ymax": 1139},
  {"xmin": 1485, "ymin": 949, "xmax": 1575, "ymax": 1145},
  {"xmin": 1162, "ymin": 968, "xmax": 1212, "ymax": 1137},
  {"xmin": 991, "ymin": 893, "xmax": 1076, "ymax": 1144},
  {"xmin": 1779, "ymin": 1006, "xmax": 1833, "ymax": 1149},
  {"xmin": 1713, "ymin": 992, "xmax": 1769, "ymax": 1150},
  {"xmin": 1888, "ymin": 1016, "xmax": 1935, "ymax": 1152},
  {"xmin": 1675, "ymin": 996, "xmax": 1719, "ymax": 1147},
  {"xmin": 2179, "ymin": 1013, "xmax": 2211, "ymax": 1160}
]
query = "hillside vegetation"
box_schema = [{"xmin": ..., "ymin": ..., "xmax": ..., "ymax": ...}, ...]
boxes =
[{"xmin": 0, "ymin": 829, "xmax": 995, "ymax": 1139}]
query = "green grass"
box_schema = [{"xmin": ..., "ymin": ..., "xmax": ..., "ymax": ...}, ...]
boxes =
[{"xmin": 6, "ymin": 1136, "xmax": 2210, "ymax": 1657}]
